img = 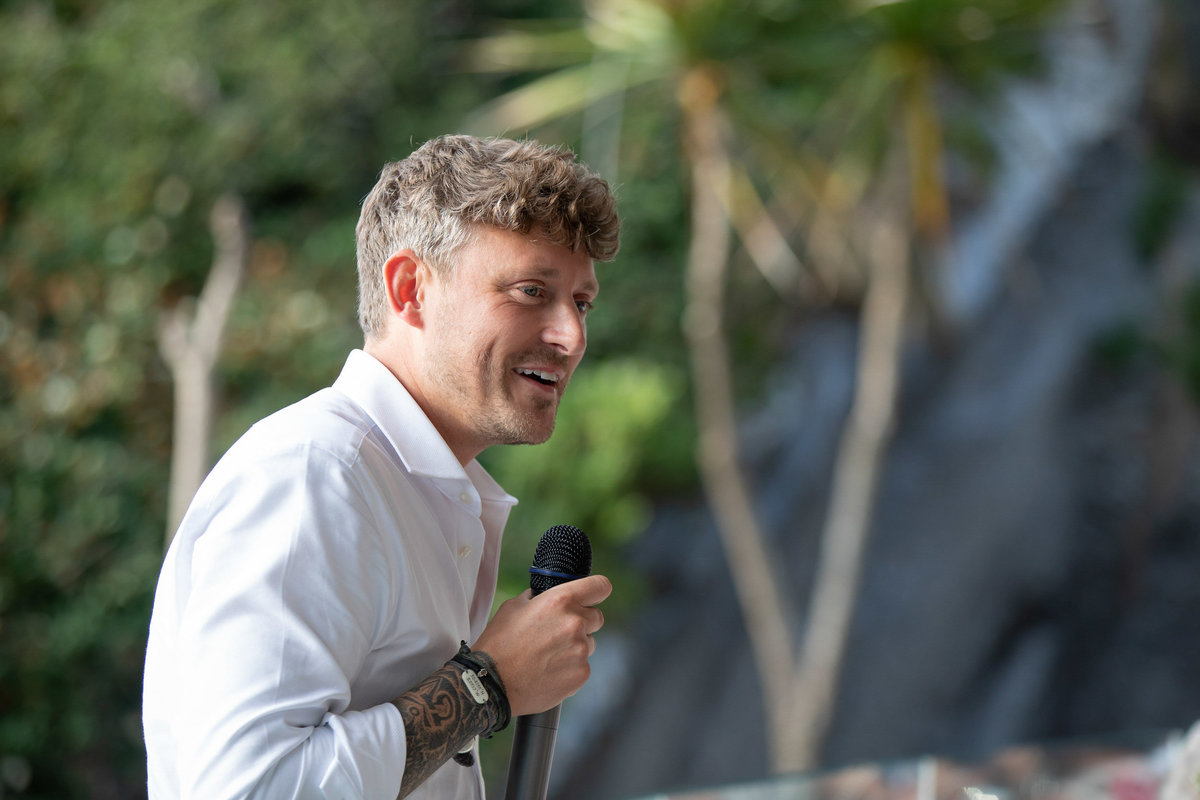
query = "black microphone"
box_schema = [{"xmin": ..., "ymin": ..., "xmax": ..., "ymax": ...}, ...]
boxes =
[{"xmin": 503, "ymin": 524, "xmax": 592, "ymax": 800}]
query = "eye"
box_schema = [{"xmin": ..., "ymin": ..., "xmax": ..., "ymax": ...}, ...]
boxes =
[
  {"xmin": 519, "ymin": 286, "xmax": 544, "ymax": 299},
  {"xmin": 575, "ymin": 299, "xmax": 594, "ymax": 315}
]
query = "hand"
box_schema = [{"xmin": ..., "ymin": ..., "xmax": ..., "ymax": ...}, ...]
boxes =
[{"xmin": 472, "ymin": 574, "xmax": 611, "ymax": 717}]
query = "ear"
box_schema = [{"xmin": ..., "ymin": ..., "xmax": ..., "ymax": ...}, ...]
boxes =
[{"xmin": 383, "ymin": 250, "xmax": 428, "ymax": 328}]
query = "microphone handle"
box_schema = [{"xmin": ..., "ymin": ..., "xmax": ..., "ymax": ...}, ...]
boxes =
[{"xmin": 503, "ymin": 704, "xmax": 561, "ymax": 800}]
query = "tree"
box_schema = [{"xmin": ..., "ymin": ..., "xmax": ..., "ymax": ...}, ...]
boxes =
[
  {"xmin": 0, "ymin": 0, "xmax": 480, "ymax": 794},
  {"xmin": 463, "ymin": 0, "xmax": 1059, "ymax": 772},
  {"xmin": 158, "ymin": 194, "xmax": 249, "ymax": 544}
]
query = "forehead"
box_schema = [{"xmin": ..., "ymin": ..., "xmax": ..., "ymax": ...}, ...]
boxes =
[{"xmin": 459, "ymin": 226, "xmax": 598, "ymax": 292}]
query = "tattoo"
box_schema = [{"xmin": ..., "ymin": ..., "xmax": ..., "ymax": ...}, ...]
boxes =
[{"xmin": 393, "ymin": 664, "xmax": 492, "ymax": 798}]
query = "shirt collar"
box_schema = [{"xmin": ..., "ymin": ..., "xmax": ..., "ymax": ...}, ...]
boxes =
[{"xmin": 333, "ymin": 350, "xmax": 517, "ymax": 510}]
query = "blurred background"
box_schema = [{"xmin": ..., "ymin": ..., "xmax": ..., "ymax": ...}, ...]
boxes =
[{"xmin": 3, "ymin": 0, "xmax": 1200, "ymax": 797}]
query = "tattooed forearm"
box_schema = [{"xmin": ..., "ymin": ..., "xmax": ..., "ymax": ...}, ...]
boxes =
[{"xmin": 392, "ymin": 664, "xmax": 493, "ymax": 798}]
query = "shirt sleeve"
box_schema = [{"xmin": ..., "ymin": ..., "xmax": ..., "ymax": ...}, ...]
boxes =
[{"xmin": 171, "ymin": 443, "xmax": 408, "ymax": 800}]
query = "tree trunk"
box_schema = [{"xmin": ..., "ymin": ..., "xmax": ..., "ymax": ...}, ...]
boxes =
[
  {"xmin": 680, "ymin": 65, "xmax": 912, "ymax": 773},
  {"xmin": 158, "ymin": 193, "xmax": 249, "ymax": 547},
  {"xmin": 678, "ymin": 68, "xmax": 799, "ymax": 769},
  {"xmin": 782, "ymin": 216, "xmax": 910, "ymax": 771}
]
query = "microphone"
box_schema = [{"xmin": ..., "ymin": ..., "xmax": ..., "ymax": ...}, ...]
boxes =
[{"xmin": 503, "ymin": 524, "xmax": 592, "ymax": 800}]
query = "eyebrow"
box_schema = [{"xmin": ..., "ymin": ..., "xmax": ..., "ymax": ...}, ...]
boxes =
[{"xmin": 525, "ymin": 266, "xmax": 599, "ymax": 297}]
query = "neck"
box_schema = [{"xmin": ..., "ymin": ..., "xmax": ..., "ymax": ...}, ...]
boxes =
[{"xmin": 362, "ymin": 339, "xmax": 481, "ymax": 467}]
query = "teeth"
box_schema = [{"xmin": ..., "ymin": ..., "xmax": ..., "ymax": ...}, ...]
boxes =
[{"xmin": 517, "ymin": 368, "xmax": 557, "ymax": 383}]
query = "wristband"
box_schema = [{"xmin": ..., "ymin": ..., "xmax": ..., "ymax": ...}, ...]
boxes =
[{"xmin": 449, "ymin": 640, "xmax": 512, "ymax": 738}]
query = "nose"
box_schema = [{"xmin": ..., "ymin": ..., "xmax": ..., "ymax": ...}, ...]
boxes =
[{"xmin": 543, "ymin": 298, "xmax": 587, "ymax": 357}]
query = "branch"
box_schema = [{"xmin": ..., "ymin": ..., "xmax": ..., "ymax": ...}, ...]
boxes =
[
  {"xmin": 158, "ymin": 193, "xmax": 249, "ymax": 547},
  {"xmin": 679, "ymin": 69, "xmax": 797, "ymax": 768},
  {"xmin": 783, "ymin": 213, "xmax": 909, "ymax": 771},
  {"xmin": 719, "ymin": 165, "xmax": 808, "ymax": 301}
]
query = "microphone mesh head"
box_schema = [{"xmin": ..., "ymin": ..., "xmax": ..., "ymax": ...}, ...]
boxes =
[{"xmin": 530, "ymin": 524, "xmax": 592, "ymax": 596}]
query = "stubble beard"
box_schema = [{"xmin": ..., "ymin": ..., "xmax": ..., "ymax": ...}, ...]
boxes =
[
  {"xmin": 483, "ymin": 360, "xmax": 563, "ymax": 447},
  {"xmin": 482, "ymin": 398, "xmax": 557, "ymax": 447},
  {"xmin": 431, "ymin": 347, "xmax": 567, "ymax": 450}
]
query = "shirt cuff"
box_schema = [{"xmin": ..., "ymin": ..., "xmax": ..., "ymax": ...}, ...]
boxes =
[{"xmin": 319, "ymin": 703, "xmax": 407, "ymax": 799}]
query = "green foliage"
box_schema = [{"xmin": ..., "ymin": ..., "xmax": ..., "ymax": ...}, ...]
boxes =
[
  {"xmin": 0, "ymin": 0, "xmax": 698, "ymax": 792},
  {"xmin": 1093, "ymin": 320, "xmax": 1147, "ymax": 372},
  {"xmin": 0, "ymin": 412, "xmax": 165, "ymax": 797},
  {"xmin": 1163, "ymin": 283, "xmax": 1200, "ymax": 405},
  {"xmin": 0, "ymin": 0, "xmax": 494, "ymax": 794},
  {"xmin": 480, "ymin": 358, "xmax": 693, "ymax": 615},
  {"xmin": 1134, "ymin": 155, "xmax": 1192, "ymax": 262},
  {"xmin": 1094, "ymin": 283, "xmax": 1200, "ymax": 407}
]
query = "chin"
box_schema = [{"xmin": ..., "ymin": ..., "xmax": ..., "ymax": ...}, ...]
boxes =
[
  {"xmin": 490, "ymin": 416, "xmax": 556, "ymax": 447},
  {"xmin": 510, "ymin": 428, "xmax": 555, "ymax": 447}
]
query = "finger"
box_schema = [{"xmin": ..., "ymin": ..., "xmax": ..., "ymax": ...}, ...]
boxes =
[
  {"xmin": 553, "ymin": 574, "xmax": 611, "ymax": 607},
  {"xmin": 584, "ymin": 606, "xmax": 604, "ymax": 635}
]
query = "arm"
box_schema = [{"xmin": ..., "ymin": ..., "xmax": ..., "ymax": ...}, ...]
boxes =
[
  {"xmin": 155, "ymin": 444, "xmax": 464, "ymax": 800},
  {"xmin": 166, "ymin": 459, "xmax": 405, "ymax": 800},
  {"xmin": 392, "ymin": 657, "xmax": 498, "ymax": 798}
]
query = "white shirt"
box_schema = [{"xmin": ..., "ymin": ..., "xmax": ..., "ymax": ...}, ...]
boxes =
[{"xmin": 143, "ymin": 349, "xmax": 517, "ymax": 799}]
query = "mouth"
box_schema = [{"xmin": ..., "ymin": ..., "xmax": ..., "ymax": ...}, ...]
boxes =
[{"xmin": 514, "ymin": 367, "xmax": 560, "ymax": 388}]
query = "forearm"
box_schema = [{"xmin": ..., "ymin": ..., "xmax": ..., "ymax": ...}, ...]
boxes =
[{"xmin": 392, "ymin": 652, "xmax": 505, "ymax": 798}]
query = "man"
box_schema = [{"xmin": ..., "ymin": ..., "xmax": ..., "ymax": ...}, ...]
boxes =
[{"xmin": 143, "ymin": 135, "xmax": 620, "ymax": 799}]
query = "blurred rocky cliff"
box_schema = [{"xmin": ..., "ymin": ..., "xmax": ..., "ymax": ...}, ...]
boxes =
[{"xmin": 551, "ymin": 1, "xmax": 1200, "ymax": 797}]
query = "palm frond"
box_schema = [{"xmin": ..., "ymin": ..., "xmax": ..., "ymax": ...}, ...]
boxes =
[
  {"xmin": 466, "ymin": 58, "xmax": 660, "ymax": 134},
  {"xmin": 460, "ymin": 24, "xmax": 596, "ymax": 73}
]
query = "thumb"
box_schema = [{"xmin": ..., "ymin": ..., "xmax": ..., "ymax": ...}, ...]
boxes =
[{"xmin": 540, "ymin": 574, "xmax": 611, "ymax": 607}]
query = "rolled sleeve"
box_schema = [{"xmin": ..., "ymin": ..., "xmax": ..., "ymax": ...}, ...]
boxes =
[{"xmin": 319, "ymin": 706, "xmax": 406, "ymax": 799}]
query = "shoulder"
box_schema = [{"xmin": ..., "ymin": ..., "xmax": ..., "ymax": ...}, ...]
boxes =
[
  {"xmin": 186, "ymin": 387, "xmax": 416, "ymax": 544},
  {"xmin": 236, "ymin": 387, "xmax": 375, "ymax": 469}
]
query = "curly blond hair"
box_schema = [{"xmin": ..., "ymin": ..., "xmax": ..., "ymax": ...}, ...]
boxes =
[{"xmin": 355, "ymin": 135, "xmax": 620, "ymax": 339}]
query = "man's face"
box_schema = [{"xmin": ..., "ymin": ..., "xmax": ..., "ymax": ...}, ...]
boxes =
[{"xmin": 417, "ymin": 226, "xmax": 598, "ymax": 462}]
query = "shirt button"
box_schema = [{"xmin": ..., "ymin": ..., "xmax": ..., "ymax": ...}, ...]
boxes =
[
  {"xmin": 457, "ymin": 545, "xmax": 472, "ymax": 559},
  {"xmin": 458, "ymin": 491, "xmax": 471, "ymax": 504}
]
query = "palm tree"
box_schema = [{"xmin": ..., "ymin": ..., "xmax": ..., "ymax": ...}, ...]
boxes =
[{"xmin": 465, "ymin": 0, "xmax": 1059, "ymax": 773}]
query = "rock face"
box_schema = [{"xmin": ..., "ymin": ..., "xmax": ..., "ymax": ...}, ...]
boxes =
[{"xmin": 547, "ymin": 3, "xmax": 1200, "ymax": 799}]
